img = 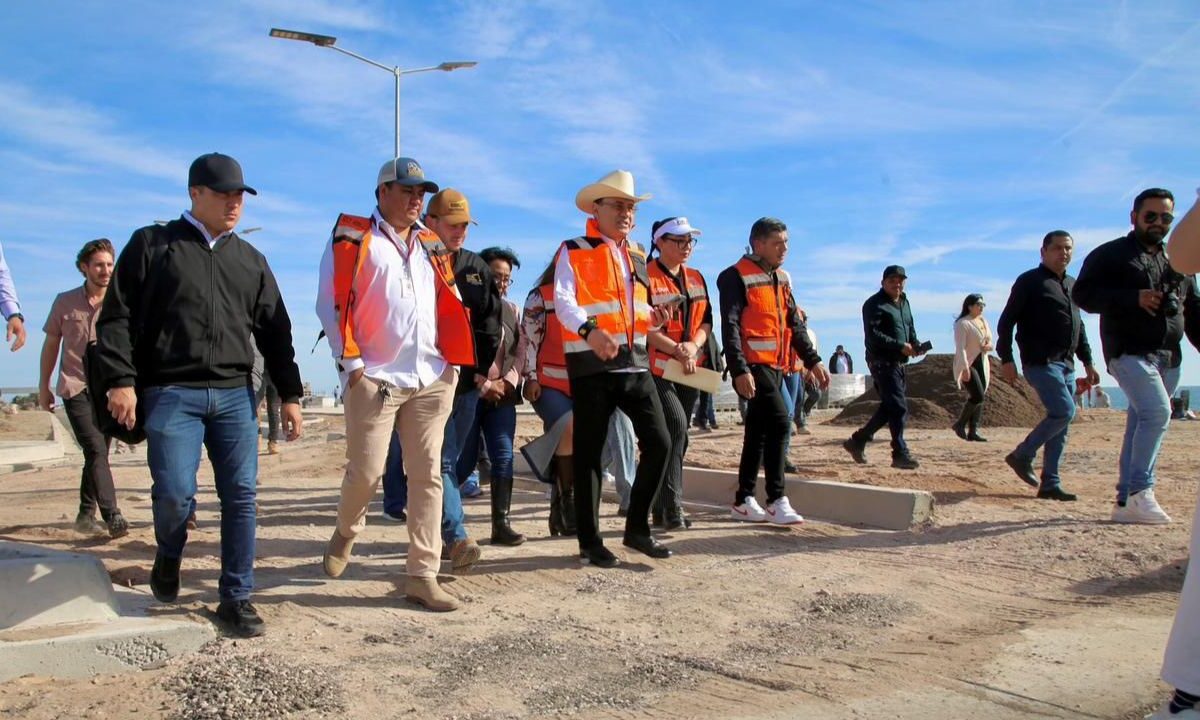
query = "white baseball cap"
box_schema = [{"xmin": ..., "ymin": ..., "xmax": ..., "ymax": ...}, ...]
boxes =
[{"xmin": 652, "ymin": 216, "xmax": 703, "ymax": 244}]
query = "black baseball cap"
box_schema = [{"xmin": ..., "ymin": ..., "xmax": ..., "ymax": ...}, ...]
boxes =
[
  {"xmin": 882, "ymin": 264, "xmax": 907, "ymax": 279},
  {"xmin": 188, "ymin": 153, "xmax": 257, "ymax": 195}
]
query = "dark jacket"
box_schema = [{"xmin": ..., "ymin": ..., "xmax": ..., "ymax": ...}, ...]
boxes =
[
  {"xmin": 95, "ymin": 217, "xmax": 303, "ymax": 401},
  {"xmin": 996, "ymin": 264, "xmax": 1093, "ymax": 369},
  {"xmin": 453, "ymin": 248, "xmax": 502, "ymax": 393},
  {"xmin": 828, "ymin": 350, "xmax": 853, "ymax": 373},
  {"xmin": 862, "ymin": 289, "xmax": 920, "ymax": 365},
  {"xmin": 718, "ymin": 256, "xmax": 820, "ymax": 378},
  {"xmin": 1073, "ymin": 233, "xmax": 1200, "ymax": 366}
]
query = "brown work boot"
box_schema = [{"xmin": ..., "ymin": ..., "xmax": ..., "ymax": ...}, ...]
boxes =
[
  {"xmin": 322, "ymin": 528, "xmax": 355, "ymax": 578},
  {"xmin": 267, "ymin": 440, "xmax": 280, "ymax": 455},
  {"xmin": 404, "ymin": 576, "xmax": 460, "ymax": 612},
  {"xmin": 448, "ymin": 537, "xmax": 481, "ymax": 572}
]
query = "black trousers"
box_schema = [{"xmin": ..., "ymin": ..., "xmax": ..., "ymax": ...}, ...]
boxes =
[
  {"xmin": 737, "ymin": 366, "xmax": 790, "ymax": 505},
  {"xmin": 652, "ymin": 376, "xmax": 698, "ymax": 520},
  {"xmin": 63, "ymin": 391, "xmax": 119, "ymax": 520},
  {"xmin": 964, "ymin": 354, "xmax": 988, "ymax": 404},
  {"xmin": 570, "ymin": 371, "xmax": 670, "ymax": 548},
  {"xmin": 853, "ymin": 362, "xmax": 910, "ymax": 456}
]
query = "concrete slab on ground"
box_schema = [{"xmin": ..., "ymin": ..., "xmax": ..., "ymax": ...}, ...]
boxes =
[
  {"xmin": 512, "ymin": 455, "xmax": 934, "ymax": 530},
  {"xmin": 0, "ymin": 442, "xmax": 64, "ymax": 469},
  {"xmin": 1, "ymin": 541, "xmax": 121, "ymax": 631}
]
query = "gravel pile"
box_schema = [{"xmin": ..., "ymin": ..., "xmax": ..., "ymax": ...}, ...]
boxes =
[
  {"xmin": 98, "ymin": 637, "xmax": 170, "ymax": 668},
  {"xmin": 806, "ymin": 590, "xmax": 913, "ymax": 626},
  {"xmin": 168, "ymin": 641, "xmax": 344, "ymax": 720}
]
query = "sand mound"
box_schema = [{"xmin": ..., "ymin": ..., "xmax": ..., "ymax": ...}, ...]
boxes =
[{"xmin": 829, "ymin": 354, "xmax": 1047, "ymax": 429}]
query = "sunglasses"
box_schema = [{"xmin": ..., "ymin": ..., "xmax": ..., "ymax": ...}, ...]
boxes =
[
  {"xmin": 660, "ymin": 234, "xmax": 697, "ymax": 247},
  {"xmin": 1143, "ymin": 211, "xmax": 1174, "ymax": 224}
]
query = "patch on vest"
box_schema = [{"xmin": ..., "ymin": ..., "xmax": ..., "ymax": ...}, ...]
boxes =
[{"xmin": 464, "ymin": 272, "xmax": 483, "ymax": 285}]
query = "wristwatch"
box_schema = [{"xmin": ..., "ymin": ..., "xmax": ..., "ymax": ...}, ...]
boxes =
[{"xmin": 578, "ymin": 317, "xmax": 599, "ymax": 339}]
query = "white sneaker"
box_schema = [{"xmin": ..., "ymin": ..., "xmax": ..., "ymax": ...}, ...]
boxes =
[
  {"xmin": 602, "ymin": 471, "xmax": 616, "ymax": 485},
  {"xmin": 1146, "ymin": 701, "xmax": 1200, "ymax": 719},
  {"xmin": 731, "ymin": 497, "xmax": 768, "ymax": 522},
  {"xmin": 1112, "ymin": 489, "xmax": 1172, "ymax": 525},
  {"xmin": 766, "ymin": 496, "xmax": 805, "ymax": 525}
]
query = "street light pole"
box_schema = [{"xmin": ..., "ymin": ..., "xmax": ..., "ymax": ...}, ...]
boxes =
[{"xmin": 269, "ymin": 28, "xmax": 476, "ymax": 159}]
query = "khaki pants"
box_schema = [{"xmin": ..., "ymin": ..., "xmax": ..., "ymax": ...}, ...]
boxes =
[{"xmin": 337, "ymin": 367, "xmax": 456, "ymax": 578}]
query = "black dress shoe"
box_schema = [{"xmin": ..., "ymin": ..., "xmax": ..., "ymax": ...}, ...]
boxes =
[
  {"xmin": 966, "ymin": 433, "xmax": 988, "ymax": 442},
  {"xmin": 951, "ymin": 421, "xmax": 968, "ymax": 440},
  {"xmin": 150, "ymin": 554, "xmax": 181, "ymax": 603},
  {"xmin": 1037, "ymin": 486, "xmax": 1077, "ymax": 502},
  {"xmin": 215, "ymin": 599, "xmax": 266, "ymax": 638},
  {"xmin": 842, "ymin": 438, "xmax": 867, "ymax": 464},
  {"xmin": 891, "ymin": 455, "xmax": 919, "ymax": 470},
  {"xmin": 784, "ymin": 462, "xmax": 799, "ymax": 473},
  {"xmin": 579, "ymin": 544, "xmax": 620, "ymax": 568},
  {"xmin": 665, "ymin": 516, "xmax": 692, "ymax": 531},
  {"xmin": 622, "ymin": 534, "xmax": 672, "ymax": 559},
  {"xmin": 1004, "ymin": 452, "xmax": 1039, "ymax": 487}
]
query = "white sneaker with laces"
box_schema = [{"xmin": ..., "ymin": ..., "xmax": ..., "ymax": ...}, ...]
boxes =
[
  {"xmin": 766, "ymin": 496, "xmax": 805, "ymax": 525},
  {"xmin": 731, "ymin": 497, "xmax": 768, "ymax": 522},
  {"xmin": 1112, "ymin": 489, "xmax": 1172, "ymax": 525}
]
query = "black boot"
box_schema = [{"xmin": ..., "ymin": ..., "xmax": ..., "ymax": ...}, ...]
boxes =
[
  {"xmin": 967, "ymin": 404, "xmax": 987, "ymax": 442},
  {"xmin": 554, "ymin": 455, "xmax": 577, "ymax": 536},
  {"xmin": 952, "ymin": 402, "xmax": 974, "ymax": 440},
  {"xmin": 490, "ymin": 477, "xmax": 526, "ymax": 546},
  {"xmin": 548, "ymin": 484, "xmax": 565, "ymax": 536}
]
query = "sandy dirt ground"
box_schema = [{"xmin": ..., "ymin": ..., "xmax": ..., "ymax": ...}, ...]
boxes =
[{"xmin": 0, "ymin": 408, "xmax": 1196, "ymax": 719}]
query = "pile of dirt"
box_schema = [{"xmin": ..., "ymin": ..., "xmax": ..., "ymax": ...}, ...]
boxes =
[{"xmin": 829, "ymin": 354, "xmax": 1047, "ymax": 429}]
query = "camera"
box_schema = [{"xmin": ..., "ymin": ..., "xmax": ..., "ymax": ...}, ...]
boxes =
[{"xmin": 1159, "ymin": 268, "xmax": 1186, "ymax": 317}]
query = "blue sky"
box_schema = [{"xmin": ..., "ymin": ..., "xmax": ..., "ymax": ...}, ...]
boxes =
[{"xmin": 2, "ymin": 0, "xmax": 1200, "ymax": 394}]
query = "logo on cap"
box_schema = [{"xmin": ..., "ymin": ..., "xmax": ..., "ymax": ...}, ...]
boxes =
[{"xmin": 406, "ymin": 161, "xmax": 423, "ymax": 178}]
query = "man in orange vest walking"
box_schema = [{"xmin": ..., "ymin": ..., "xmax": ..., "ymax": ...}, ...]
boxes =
[
  {"xmin": 315, "ymin": 157, "xmax": 474, "ymax": 612},
  {"xmin": 553, "ymin": 170, "xmax": 675, "ymax": 567},
  {"xmin": 719, "ymin": 217, "xmax": 830, "ymax": 525}
]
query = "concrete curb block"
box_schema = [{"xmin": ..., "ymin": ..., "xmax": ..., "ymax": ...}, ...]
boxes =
[
  {"xmin": 51, "ymin": 409, "xmax": 82, "ymax": 455},
  {"xmin": 0, "ymin": 441, "xmax": 66, "ymax": 467},
  {"xmin": 512, "ymin": 455, "xmax": 933, "ymax": 531}
]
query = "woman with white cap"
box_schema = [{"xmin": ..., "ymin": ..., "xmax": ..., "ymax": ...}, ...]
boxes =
[{"xmin": 646, "ymin": 217, "xmax": 713, "ymax": 530}]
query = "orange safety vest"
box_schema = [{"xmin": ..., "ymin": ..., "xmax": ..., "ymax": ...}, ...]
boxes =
[
  {"xmin": 735, "ymin": 255, "xmax": 793, "ymax": 370},
  {"xmin": 647, "ymin": 260, "xmax": 710, "ymax": 377},
  {"xmin": 780, "ymin": 269, "xmax": 805, "ymax": 374},
  {"xmin": 329, "ymin": 213, "xmax": 475, "ymax": 368},
  {"xmin": 534, "ymin": 282, "xmax": 572, "ymax": 397},
  {"xmin": 558, "ymin": 223, "xmax": 652, "ymax": 378}
]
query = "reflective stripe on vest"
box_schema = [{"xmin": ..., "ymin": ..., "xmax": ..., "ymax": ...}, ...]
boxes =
[
  {"xmin": 647, "ymin": 261, "xmax": 710, "ymax": 378},
  {"xmin": 735, "ymin": 255, "xmax": 791, "ymax": 370},
  {"xmin": 535, "ymin": 283, "xmax": 571, "ymax": 396},
  {"xmin": 328, "ymin": 213, "xmax": 475, "ymax": 367}
]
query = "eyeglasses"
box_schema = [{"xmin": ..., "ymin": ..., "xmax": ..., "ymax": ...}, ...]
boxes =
[
  {"xmin": 660, "ymin": 234, "xmax": 697, "ymax": 247},
  {"xmin": 598, "ymin": 200, "xmax": 638, "ymax": 214},
  {"xmin": 1143, "ymin": 211, "xmax": 1174, "ymax": 224}
]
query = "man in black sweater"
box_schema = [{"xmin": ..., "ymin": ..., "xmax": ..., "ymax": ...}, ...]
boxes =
[
  {"xmin": 996, "ymin": 231, "xmax": 1099, "ymax": 501},
  {"xmin": 842, "ymin": 265, "xmax": 925, "ymax": 469},
  {"xmin": 1074, "ymin": 188, "xmax": 1200, "ymax": 524},
  {"xmin": 97, "ymin": 153, "xmax": 303, "ymax": 637}
]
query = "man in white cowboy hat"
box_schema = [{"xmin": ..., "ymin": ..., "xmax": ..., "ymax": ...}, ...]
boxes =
[{"xmin": 552, "ymin": 169, "xmax": 675, "ymax": 567}]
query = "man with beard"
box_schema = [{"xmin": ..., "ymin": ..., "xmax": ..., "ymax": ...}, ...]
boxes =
[
  {"xmin": 39, "ymin": 239, "xmax": 129, "ymax": 538},
  {"xmin": 1074, "ymin": 188, "xmax": 1200, "ymax": 524}
]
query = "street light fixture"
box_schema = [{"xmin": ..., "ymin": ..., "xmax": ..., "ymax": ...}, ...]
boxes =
[{"xmin": 268, "ymin": 27, "xmax": 477, "ymax": 159}]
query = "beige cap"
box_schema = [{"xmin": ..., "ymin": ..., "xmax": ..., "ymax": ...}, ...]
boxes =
[{"xmin": 426, "ymin": 188, "xmax": 476, "ymax": 225}]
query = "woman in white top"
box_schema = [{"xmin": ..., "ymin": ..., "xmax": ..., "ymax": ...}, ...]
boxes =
[{"xmin": 952, "ymin": 293, "xmax": 993, "ymax": 442}]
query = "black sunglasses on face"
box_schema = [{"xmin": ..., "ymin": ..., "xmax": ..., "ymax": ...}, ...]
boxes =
[{"xmin": 1143, "ymin": 211, "xmax": 1174, "ymax": 224}]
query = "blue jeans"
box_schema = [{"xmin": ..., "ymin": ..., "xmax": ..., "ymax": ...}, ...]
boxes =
[
  {"xmin": 1109, "ymin": 354, "xmax": 1181, "ymax": 503},
  {"xmin": 457, "ymin": 400, "xmax": 516, "ymax": 483},
  {"xmin": 694, "ymin": 392, "xmax": 717, "ymax": 426},
  {"xmin": 381, "ymin": 389, "xmax": 476, "ymax": 544},
  {"xmin": 142, "ymin": 385, "xmax": 258, "ymax": 601},
  {"xmin": 1015, "ymin": 362, "xmax": 1076, "ymax": 489},
  {"xmin": 781, "ymin": 372, "xmax": 800, "ymax": 456}
]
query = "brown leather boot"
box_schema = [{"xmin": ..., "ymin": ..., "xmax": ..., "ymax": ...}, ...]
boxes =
[
  {"xmin": 553, "ymin": 455, "xmax": 577, "ymax": 536},
  {"xmin": 404, "ymin": 576, "xmax": 460, "ymax": 612},
  {"xmin": 322, "ymin": 528, "xmax": 355, "ymax": 578}
]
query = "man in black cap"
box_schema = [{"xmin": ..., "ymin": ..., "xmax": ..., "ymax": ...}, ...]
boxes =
[
  {"xmin": 843, "ymin": 265, "xmax": 926, "ymax": 469},
  {"xmin": 97, "ymin": 152, "xmax": 304, "ymax": 637}
]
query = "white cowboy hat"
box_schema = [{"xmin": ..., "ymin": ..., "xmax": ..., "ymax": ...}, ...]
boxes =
[{"xmin": 575, "ymin": 170, "xmax": 652, "ymax": 214}]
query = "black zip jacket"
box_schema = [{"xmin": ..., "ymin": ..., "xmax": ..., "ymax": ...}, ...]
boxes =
[
  {"xmin": 718, "ymin": 255, "xmax": 820, "ymax": 378},
  {"xmin": 862, "ymin": 289, "xmax": 920, "ymax": 365},
  {"xmin": 1072, "ymin": 233, "xmax": 1200, "ymax": 367},
  {"xmin": 95, "ymin": 217, "xmax": 303, "ymax": 402},
  {"xmin": 453, "ymin": 248, "xmax": 501, "ymax": 394},
  {"xmin": 996, "ymin": 265, "xmax": 1093, "ymax": 368}
]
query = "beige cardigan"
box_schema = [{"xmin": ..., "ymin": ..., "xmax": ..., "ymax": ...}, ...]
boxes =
[{"xmin": 953, "ymin": 316, "xmax": 992, "ymax": 389}]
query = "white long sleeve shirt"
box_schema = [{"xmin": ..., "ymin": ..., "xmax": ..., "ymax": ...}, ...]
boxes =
[
  {"xmin": 316, "ymin": 209, "xmax": 447, "ymax": 390},
  {"xmin": 552, "ymin": 234, "xmax": 645, "ymax": 373}
]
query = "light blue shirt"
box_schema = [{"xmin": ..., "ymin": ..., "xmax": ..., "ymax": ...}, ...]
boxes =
[{"xmin": 0, "ymin": 242, "xmax": 21, "ymax": 320}]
